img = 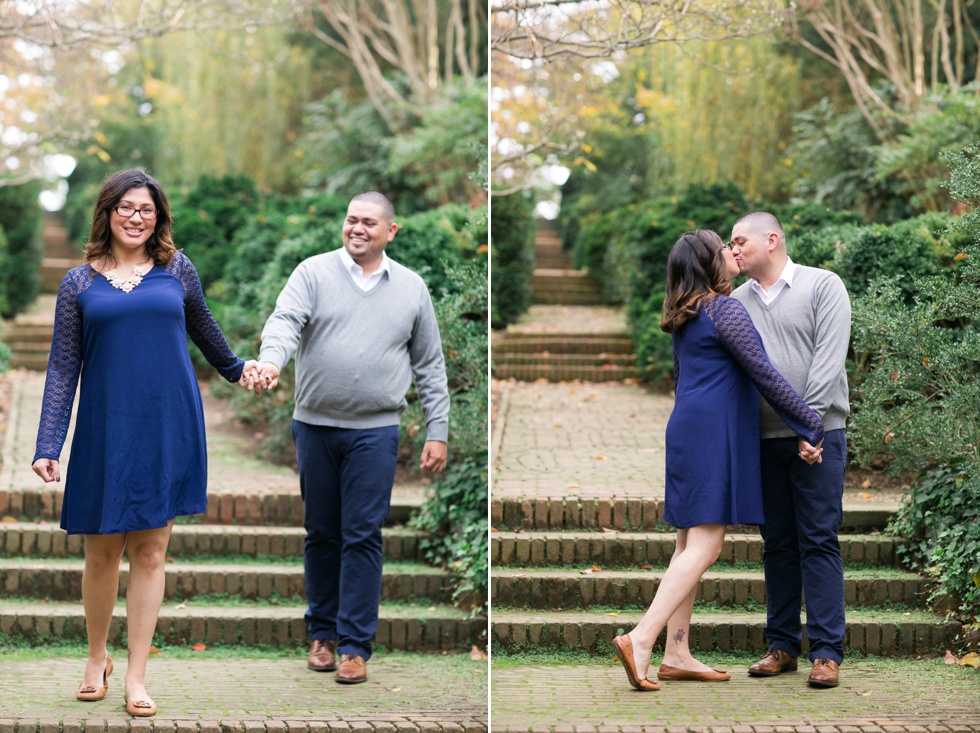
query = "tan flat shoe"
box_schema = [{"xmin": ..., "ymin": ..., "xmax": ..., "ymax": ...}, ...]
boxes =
[
  {"xmin": 611, "ymin": 635, "xmax": 659, "ymax": 691},
  {"xmin": 125, "ymin": 694, "xmax": 158, "ymax": 717},
  {"xmin": 77, "ymin": 656, "xmax": 113, "ymax": 701},
  {"xmin": 657, "ymin": 663, "xmax": 731, "ymax": 681}
]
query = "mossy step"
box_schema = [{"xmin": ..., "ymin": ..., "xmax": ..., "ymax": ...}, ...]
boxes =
[
  {"xmin": 491, "ymin": 530, "xmax": 903, "ymax": 567},
  {"xmin": 0, "ymin": 557, "xmax": 454, "ymax": 603},
  {"xmin": 491, "ymin": 608, "xmax": 961, "ymax": 656},
  {"xmin": 491, "ymin": 567, "xmax": 926, "ymax": 610},
  {"xmin": 0, "ymin": 486, "xmax": 425, "ymax": 526},
  {"xmin": 0, "ymin": 599, "xmax": 485, "ymax": 652},
  {"xmin": 491, "ymin": 335, "xmax": 633, "ymax": 354},
  {"xmin": 492, "ymin": 364, "xmax": 640, "ymax": 383},
  {"xmin": 0, "ymin": 521, "xmax": 428, "ymax": 561},
  {"xmin": 491, "ymin": 498, "xmax": 900, "ymax": 532},
  {"xmin": 493, "ymin": 353, "xmax": 637, "ymax": 367}
]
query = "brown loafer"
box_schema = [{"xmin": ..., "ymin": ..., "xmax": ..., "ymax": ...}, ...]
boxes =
[
  {"xmin": 77, "ymin": 656, "xmax": 113, "ymax": 701},
  {"xmin": 308, "ymin": 639, "xmax": 338, "ymax": 672},
  {"xmin": 611, "ymin": 635, "xmax": 659, "ymax": 691},
  {"xmin": 657, "ymin": 663, "xmax": 730, "ymax": 681},
  {"xmin": 808, "ymin": 658, "xmax": 840, "ymax": 688},
  {"xmin": 748, "ymin": 648, "xmax": 798, "ymax": 677},
  {"xmin": 335, "ymin": 653, "xmax": 368, "ymax": 684}
]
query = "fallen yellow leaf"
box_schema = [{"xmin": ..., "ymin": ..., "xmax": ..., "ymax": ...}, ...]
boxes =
[
  {"xmin": 191, "ymin": 643, "xmax": 207, "ymax": 652},
  {"xmin": 471, "ymin": 645, "xmax": 488, "ymax": 661},
  {"xmin": 608, "ymin": 613, "xmax": 619, "ymax": 617}
]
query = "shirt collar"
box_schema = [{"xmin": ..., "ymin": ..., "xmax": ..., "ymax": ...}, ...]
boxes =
[
  {"xmin": 750, "ymin": 257, "xmax": 796, "ymax": 295},
  {"xmin": 339, "ymin": 247, "xmax": 390, "ymax": 279}
]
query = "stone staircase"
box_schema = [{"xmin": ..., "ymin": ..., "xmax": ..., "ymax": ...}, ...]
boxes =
[
  {"xmin": 492, "ymin": 223, "xmax": 639, "ymax": 383},
  {"xmin": 0, "ymin": 492, "xmax": 484, "ymax": 651},
  {"xmin": 2, "ymin": 212, "xmax": 76, "ymax": 371},
  {"xmin": 489, "ymin": 501, "xmax": 961, "ymax": 657}
]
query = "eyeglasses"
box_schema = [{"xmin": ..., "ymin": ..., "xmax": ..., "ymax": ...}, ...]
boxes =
[
  {"xmin": 114, "ymin": 204, "xmax": 157, "ymax": 220},
  {"xmin": 723, "ymin": 239, "xmax": 743, "ymax": 251}
]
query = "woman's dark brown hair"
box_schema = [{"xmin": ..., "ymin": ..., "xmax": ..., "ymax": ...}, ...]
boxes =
[
  {"xmin": 660, "ymin": 230, "xmax": 732, "ymax": 334},
  {"xmin": 83, "ymin": 169, "xmax": 177, "ymax": 267}
]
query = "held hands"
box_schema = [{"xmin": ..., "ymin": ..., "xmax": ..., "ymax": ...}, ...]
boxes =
[
  {"xmin": 420, "ymin": 440, "xmax": 448, "ymax": 473},
  {"xmin": 32, "ymin": 458, "xmax": 60, "ymax": 483},
  {"xmin": 238, "ymin": 361, "xmax": 280, "ymax": 396},
  {"xmin": 798, "ymin": 437, "xmax": 824, "ymax": 465}
]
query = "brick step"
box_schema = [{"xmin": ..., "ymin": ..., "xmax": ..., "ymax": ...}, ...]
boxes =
[
  {"xmin": 532, "ymin": 271, "xmax": 601, "ymax": 290},
  {"xmin": 533, "ymin": 236, "xmax": 563, "ymax": 249},
  {"xmin": 6, "ymin": 353, "xmax": 48, "ymax": 371},
  {"xmin": 492, "ymin": 364, "xmax": 639, "ymax": 382},
  {"xmin": 1, "ymin": 325, "xmax": 53, "ymax": 343},
  {"xmin": 491, "ymin": 608, "xmax": 961, "ymax": 656},
  {"xmin": 491, "ymin": 567, "xmax": 926, "ymax": 609},
  {"xmin": 492, "ymin": 353, "xmax": 636, "ymax": 367},
  {"xmin": 0, "ymin": 599, "xmax": 485, "ymax": 651},
  {"xmin": 534, "ymin": 254, "xmax": 574, "ymax": 269},
  {"xmin": 40, "ymin": 258, "xmax": 77, "ymax": 293},
  {"xmin": 0, "ymin": 521, "xmax": 428, "ymax": 561},
  {"xmin": 490, "ymin": 497, "xmax": 901, "ymax": 532},
  {"xmin": 0, "ymin": 557, "xmax": 454, "ymax": 603},
  {"xmin": 0, "ymin": 486, "xmax": 425, "ymax": 526},
  {"xmin": 532, "ymin": 291, "xmax": 605, "ymax": 306},
  {"xmin": 491, "ymin": 335, "xmax": 633, "ymax": 355},
  {"xmin": 491, "ymin": 531, "xmax": 902, "ymax": 568}
]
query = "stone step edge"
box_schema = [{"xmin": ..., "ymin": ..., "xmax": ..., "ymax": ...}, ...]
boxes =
[
  {"xmin": 0, "ymin": 560, "xmax": 461, "ymax": 605},
  {"xmin": 490, "ymin": 572, "xmax": 927, "ymax": 610},
  {"xmin": 1, "ymin": 603, "xmax": 487, "ymax": 652},
  {"xmin": 491, "ymin": 612, "xmax": 962, "ymax": 657},
  {"xmin": 490, "ymin": 497, "xmax": 901, "ymax": 532},
  {"xmin": 0, "ymin": 719, "xmax": 487, "ymax": 733},
  {"xmin": 491, "ymin": 531, "xmax": 902, "ymax": 567},
  {"xmin": 0, "ymin": 523, "xmax": 429, "ymax": 561},
  {"xmin": 0, "ymin": 489, "xmax": 424, "ymax": 526}
]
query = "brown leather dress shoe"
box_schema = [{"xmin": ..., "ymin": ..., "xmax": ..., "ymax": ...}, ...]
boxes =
[
  {"xmin": 747, "ymin": 648, "xmax": 798, "ymax": 677},
  {"xmin": 307, "ymin": 639, "xmax": 338, "ymax": 672},
  {"xmin": 611, "ymin": 635, "xmax": 659, "ymax": 691},
  {"xmin": 657, "ymin": 663, "xmax": 731, "ymax": 681},
  {"xmin": 808, "ymin": 658, "xmax": 840, "ymax": 688},
  {"xmin": 335, "ymin": 653, "xmax": 368, "ymax": 684}
]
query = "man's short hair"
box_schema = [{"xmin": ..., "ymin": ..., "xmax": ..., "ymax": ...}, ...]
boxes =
[
  {"xmin": 350, "ymin": 191, "xmax": 395, "ymax": 222},
  {"xmin": 735, "ymin": 211, "xmax": 785, "ymax": 247}
]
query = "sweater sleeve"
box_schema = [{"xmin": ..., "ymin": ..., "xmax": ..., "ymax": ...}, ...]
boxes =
[
  {"xmin": 33, "ymin": 272, "xmax": 84, "ymax": 462},
  {"xmin": 705, "ymin": 296, "xmax": 824, "ymax": 446},
  {"xmin": 408, "ymin": 283, "xmax": 450, "ymax": 443},
  {"xmin": 802, "ymin": 273, "xmax": 851, "ymax": 418},
  {"xmin": 174, "ymin": 254, "xmax": 244, "ymax": 382},
  {"xmin": 258, "ymin": 261, "xmax": 315, "ymax": 369}
]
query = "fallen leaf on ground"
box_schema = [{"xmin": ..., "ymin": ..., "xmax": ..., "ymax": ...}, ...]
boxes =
[
  {"xmin": 958, "ymin": 652, "xmax": 980, "ymax": 667},
  {"xmin": 175, "ymin": 602, "xmax": 187, "ymax": 610},
  {"xmin": 600, "ymin": 527, "xmax": 619, "ymax": 533},
  {"xmin": 149, "ymin": 646, "xmax": 161, "ymax": 654},
  {"xmin": 554, "ymin": 424, "xmax": 563, "ymax": 429},
  {"xmin": 566, "ymin": 483, "xmax": 580, "ymax": 489},
  {"xmin": 471, "ymin": 645, "xmax": 488, "ymax": 661},
  {"xmin": 861, "ymin": 479, "xmax": 872, "ymax": 489},
  {"xmin": 639, "ymin": 564, "xmax": 653, "ymax": 570},
  {"xmin": 860, "ymin": 492, "xmax": 872, "ymax": 499},
  {"xmin": 608, "ymin": 612, "xmax": 619, "ymax": 617},
  {"xmin": 191, "ymin": 643, "xmax": 207, "ymax": 652},
  {"xmin": 594, "ymin": 454, "xmax": 607, "ymax": 460},
  {"xmin": 0, "ymin": 517, "xmax": 17, "ymax": 523},
  {"xmin": 945, "ymin": 650, "xmax": 959, "ymax": 665}
]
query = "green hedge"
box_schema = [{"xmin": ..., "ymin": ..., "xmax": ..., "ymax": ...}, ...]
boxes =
[
  {"xmin": 490, "ymin": 192, "xmax": 534, "ymax": 328},
  {"xmin": 0, "ymin": 182, "xmax": 42, "ymax": 318}
]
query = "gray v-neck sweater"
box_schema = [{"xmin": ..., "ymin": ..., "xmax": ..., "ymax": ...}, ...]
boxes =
[
  {"xmin": 258, "ymin": 249, "xmax": 449, "ymax": 442},
  {"xmin": 732, "ymin": 264, "xmax": 850, "ymax": 439}
]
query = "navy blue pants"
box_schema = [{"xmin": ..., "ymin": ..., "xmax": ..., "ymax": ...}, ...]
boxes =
[
  {"xmin": 759, "ymin": 429, "xmax": 847, "ymax": 664},
  {"xmin": 292, "ymin": 420, "xmax": 400, "ymax": 660}
]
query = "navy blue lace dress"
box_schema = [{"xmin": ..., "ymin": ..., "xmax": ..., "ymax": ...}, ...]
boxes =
[
  {"xmin": 664, "ymin": 295, "xmax": 824, "ymax": 528},
  {"xmin": 33, "ymin": 252, "xmax": 244, "ymax": 535}
]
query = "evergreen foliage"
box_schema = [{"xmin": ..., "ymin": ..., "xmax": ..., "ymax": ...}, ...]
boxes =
[{"xmin": 490, "ymin": 192, "xmax": 534, "ymax": 329}]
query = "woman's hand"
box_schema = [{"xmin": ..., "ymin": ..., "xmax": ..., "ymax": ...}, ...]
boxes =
[
  {"xmin": 798, "ymin": 438, "xmax": 824, "ymax": 465},
  {"xmin": 238, "ymin": 360, "xmax": 261, "ymax": 394},
  {"xmin": 32, "ymin": 458, "xmax": 61, "ymax": 483}
]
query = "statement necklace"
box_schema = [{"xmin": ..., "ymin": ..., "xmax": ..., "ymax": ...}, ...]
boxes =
[{"xmin": 103, "ymin": 254, "xmax": 150, "ymax": 293}]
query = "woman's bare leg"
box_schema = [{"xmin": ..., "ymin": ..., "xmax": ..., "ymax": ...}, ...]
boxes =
[
  {"xmin": 123, "ymin": 521, "xmax": 174, "ymax": 704},
  {"xmin": 626, "ymin": 524, "xmax": 726, "ymax": 681},
  {"xmin": 81, "ymin": 533, "xmax": 127, "ymax": 688}
]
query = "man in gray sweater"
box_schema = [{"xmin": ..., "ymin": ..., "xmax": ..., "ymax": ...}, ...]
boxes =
[
  {"xmin": 729, "ymin": 211, "xmax": 850, "ymax": 689},
  {"xmin": 255, "ymin": 192, "xmax": 449, "ymax": 684}
]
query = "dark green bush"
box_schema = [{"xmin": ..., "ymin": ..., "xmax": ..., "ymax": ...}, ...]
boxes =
[
  {"xmin": 171, "ymin": 208, "xmax": 228, "ymax": 292},
  {"xmin": 490, "ymin": 192, "xmax": 534, "ymax": 328},
  {"xmin": 0, "ymin": 181, "xmax": 42, "ymax": 317}
]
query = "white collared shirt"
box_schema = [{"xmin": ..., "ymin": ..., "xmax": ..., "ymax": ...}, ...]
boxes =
[
  {"xmin": 339, "ymin": 248, "xmax": 390, "ymax": 292},
  {"xmin": 750, "ymin": 257, "xmax": 797, "ymax": 306}
]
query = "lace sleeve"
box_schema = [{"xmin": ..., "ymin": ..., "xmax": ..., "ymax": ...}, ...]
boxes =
[
  {"xmin": 704, "ymin": 296, "xmax": 824, "ymax": 446},
  {"xmin": 33, "ymin": 271, "xmax": 86, "ymax": 462},
  {"xmin": 672, "ymin": 348, "xmax": 680, "ymax": 391},
  {"xmin": 169, "ymin": 253, "xmax": 244, "ymax": 382}
]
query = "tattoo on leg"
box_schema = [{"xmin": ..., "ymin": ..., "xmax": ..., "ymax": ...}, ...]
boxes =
[{"xmin": 673, "ymin": 629, "xmax": 685, "ymax": 645}]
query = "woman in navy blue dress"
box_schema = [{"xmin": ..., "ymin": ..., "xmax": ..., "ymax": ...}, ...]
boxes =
[
  {"xmin": 613, "ymin": 230, "xmax": 825, "ymax": 691},
  {"xmin": 31, "ymin": 170, "xmax": 259, "ymax": 716}
]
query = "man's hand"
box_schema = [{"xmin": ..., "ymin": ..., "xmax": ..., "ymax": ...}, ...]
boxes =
[
  {"xmin": 250, "ymin": 362, "xmax": 281, "ymax": 396},
  {"xmin": 239, "ymin": 360, "xmax": 261, "ymax": 394},
  {"xmin": 420, "ymin": 441, "xmax": 447, "ymax": 473},
  {"xmin": 798, "ymin": 438, "xmax": 824, "ymax": 465},
  {"xmin": 32, "ymin": 458, "xmax": 60, "ymax": 483}
]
